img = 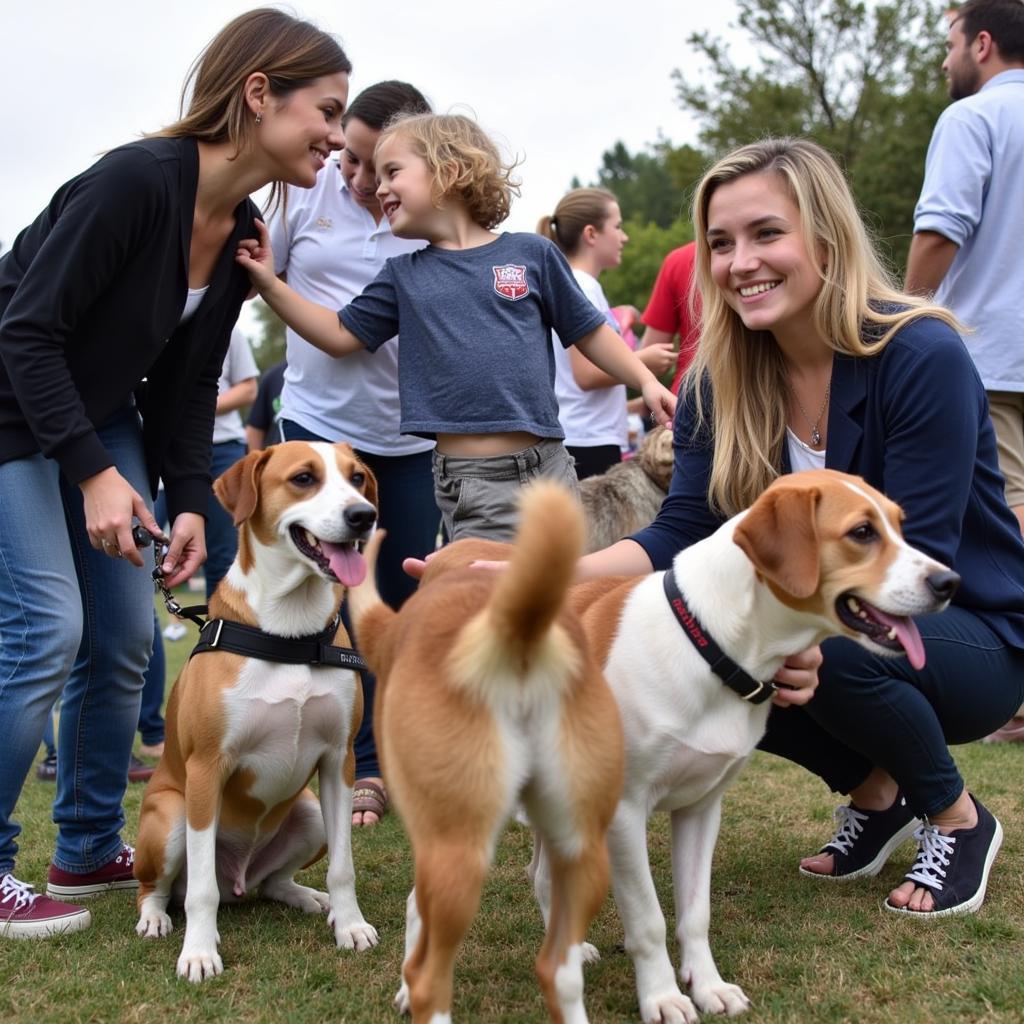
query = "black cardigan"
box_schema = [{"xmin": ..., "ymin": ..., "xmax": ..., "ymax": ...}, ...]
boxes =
[{"xmin": 0, "ymin": 136, "xmax": 260, "ymax": 521}]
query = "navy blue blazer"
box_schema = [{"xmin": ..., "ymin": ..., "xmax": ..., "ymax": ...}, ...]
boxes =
[{"xmin": 633, "ymin": 315, "xmax": 1024, "ymax": 649}]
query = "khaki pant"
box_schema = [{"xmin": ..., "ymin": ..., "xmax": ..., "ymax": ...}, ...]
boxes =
[{"xmin": 432, "ymin": 439, "xmax": 579, "ymax": 543}]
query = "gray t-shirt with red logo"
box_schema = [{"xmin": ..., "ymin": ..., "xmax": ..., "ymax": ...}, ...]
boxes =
[{"xmin": 338, "ymin": 232, "xmax": 605, "ymax": 439}]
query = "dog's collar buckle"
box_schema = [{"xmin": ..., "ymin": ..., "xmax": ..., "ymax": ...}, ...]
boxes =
[
  {"xmin": 205, "ymin": 619, "xmax": 225, "ymax": 650},
  {"xmin": 662, "ymin": 570, "xmax": 776, "ymax": 705}
]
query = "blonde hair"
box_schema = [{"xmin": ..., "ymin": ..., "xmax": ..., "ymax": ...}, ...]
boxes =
[
  {"xmin": 685, "ymin": 137, "xmax": 962, "ymax": 517},
  {"xmin": 150, "ymin": 9, "xmax": 351, "ymax": 212},
  {"xmin": 537, "ymin": 187, "xmax": 617, "ymax": 255},
  {"xmin": 377, "ymin": 113, "xmax": 520, "ymax": 230}
]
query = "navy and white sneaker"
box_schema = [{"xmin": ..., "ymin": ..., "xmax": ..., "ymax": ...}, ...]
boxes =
[
  {"xmin": 800, "ymin": 791, "xmax": 921, "ymax": 880},
  {"xmin": 885, "ymin": 794, "xmax": 1002, "ymax": 917}
]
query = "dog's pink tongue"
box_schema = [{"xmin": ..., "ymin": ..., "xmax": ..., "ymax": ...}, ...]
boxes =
[
  {"xmin": 871, "ymin": 607, "xmax": 926, "ymax": 670},
  {"xmin": 320, "ymin": 541, "xmax": 366, "ymax": 587}
]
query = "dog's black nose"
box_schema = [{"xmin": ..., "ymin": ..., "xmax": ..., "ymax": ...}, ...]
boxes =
[
  {"xmin": 344, "ymin": 503, "xmax": 377, "ymax": 533},
  {"xmin": 926, "ymin": 570, "xmax": 960, "ymax": 602}
]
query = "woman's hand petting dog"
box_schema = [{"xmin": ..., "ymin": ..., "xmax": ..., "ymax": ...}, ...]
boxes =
[{"xmin": 771, "ymin": 645, "xmax": 823, "ymax": 707}]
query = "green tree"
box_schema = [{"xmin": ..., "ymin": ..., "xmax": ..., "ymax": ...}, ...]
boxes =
[
  {"xmin": 594, "ymin": 141, "xmax": 687, "ymax": 229},
  {"xmin": 581, "ymin": 141, "xmax": 703, "ymax": 312},
  {"xmin": 672, "ymin": 0, "xmax": 951, "ymax": 268},
  {"xmin": 601, "ymin": 219, "xmax": 695, "ymax": 314}
]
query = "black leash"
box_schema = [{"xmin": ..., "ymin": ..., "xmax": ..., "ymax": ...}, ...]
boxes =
[
  {"xmin": 135, "ymin": 524, "xmax": 208, "ymax": 628},
  {"xmin": 135, "ymin": 525, "xmax": 367, "ymax": 671},
  {"xmin": 661, "ymin": 569, "xmax": 776, "ymax": 704}
]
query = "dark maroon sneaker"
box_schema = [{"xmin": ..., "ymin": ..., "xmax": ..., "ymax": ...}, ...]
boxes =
[
  {"xmin": 46, "ymin": 845, "xmax": 139, "ymax": 899},
  {"xmin": 1, "ymin": 873, "xmax": 91, "ymax": 938},
  {"xmin": 128, "ymin": 754, "xmax": 155, "ymax": 783}
]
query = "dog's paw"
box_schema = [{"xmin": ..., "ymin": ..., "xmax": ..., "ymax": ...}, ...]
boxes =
[
  {"xmin": 176, "ymin": 946, "xmax": 223, "ymax": 983},
  {"xmin": 262, "ymin": 878, "xmax": 330, "ymax": 914},
  {"xmin": 581, "ymin": 941, "xmax": 601, "ymax": 964},
  {"xmin": 394, "ymin": 981, "xmax": 411, "ymax": 1014},
  {"xmin": 640, "ymin": 990, "xmax": 700, "ymax": 1024},
  {"xmin": 136, "ymin": 910, "xmax": 173, "ymax": 938},
  {"xmin": 691, "ymin": 980, "xmax": 751, "ymax": 1017},
  {"xmin": 330, "ymin": 913, "xmax": 379, "ymax": 951}
]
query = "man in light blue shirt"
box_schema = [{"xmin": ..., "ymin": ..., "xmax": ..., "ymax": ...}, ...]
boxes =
[{"xmin": 907, "ymin": 0, "xmax": 1024, "ymax": 742}]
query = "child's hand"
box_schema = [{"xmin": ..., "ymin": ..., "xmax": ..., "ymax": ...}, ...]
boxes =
[
  {"xmin": 642, "ymin": 379, "xmax": 677, "ymax": 427},
  {"xmin": 636, "ymin": 342, "xmax": 676, "ymax": 377},
  {"xmin": 235, "ymin": 219, "xmax": 277, "ymax": 294}
]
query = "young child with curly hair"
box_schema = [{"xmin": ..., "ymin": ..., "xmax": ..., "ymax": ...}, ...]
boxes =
[{"xmin": 237, "ymin": 112, "xmax": 675, "ymax": 541}]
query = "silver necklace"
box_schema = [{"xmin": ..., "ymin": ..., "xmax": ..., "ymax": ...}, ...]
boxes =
[{"xmin": 791, "ymin": 379, "xmax": 831, "ymax": 447}]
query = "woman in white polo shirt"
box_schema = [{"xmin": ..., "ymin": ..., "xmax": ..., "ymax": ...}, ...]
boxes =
[
  {"xmin": 268, "ymin": 81, "xmax": 436, "ymax": 826},
  {"xmin": 538, "ymin": 188, "xmax": 676, "ymax": 479}
]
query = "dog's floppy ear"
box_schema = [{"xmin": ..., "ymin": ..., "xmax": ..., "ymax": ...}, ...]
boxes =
[
  {"xmin": 359, "ymin": 460, "xmax": 379, "ymax": 512},
  {"xmin": 732, "ymin": 483, "xmax": 822, "ymax": 599},
  {"xmin": 214, "ymin": 449, "xmax": 274, "ymax": 526}
]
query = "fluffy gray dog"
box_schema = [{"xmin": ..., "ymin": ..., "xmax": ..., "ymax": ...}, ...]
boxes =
[{"xmin": 578, "ymin": 426, "xmax": 673, "ymax": 553}]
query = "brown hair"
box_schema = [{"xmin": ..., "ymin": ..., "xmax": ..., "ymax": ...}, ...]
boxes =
[
  {"xmin": 151, "ymin": 8, "xmax": 351, "ymax": 209},
  {"xmin": 536, "ymin": 187, "xmax": 618, "ymax": 255},
  {"xmin": 343, "ymin": 80, "xmax": 430, "ymax": 131},
  {"xmin": 953, "ymin": 0, "xmax": 1024, "ymax": 61},
  {"xmin": 378, "ymin": 113, "xmax": 520, "ymax": 230}
]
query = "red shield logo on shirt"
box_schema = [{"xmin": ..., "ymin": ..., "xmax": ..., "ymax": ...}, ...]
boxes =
[{"xmin": 492, "ymin": 264, "xmax": 530, "ymax": 301}]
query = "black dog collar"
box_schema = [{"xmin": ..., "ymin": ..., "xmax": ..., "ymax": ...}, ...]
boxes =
[
  {"xmin": 662, "ymin": 570, "xmax": 776, "ymax": 704},
  {"xmin": 190, "ymin": 613, "xmax": 367, "ymax": 671}
]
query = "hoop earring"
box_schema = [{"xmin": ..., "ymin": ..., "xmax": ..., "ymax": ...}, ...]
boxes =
[{"xmin": 255, "ymin": 112, "xmax": 263, "ymax": 126}]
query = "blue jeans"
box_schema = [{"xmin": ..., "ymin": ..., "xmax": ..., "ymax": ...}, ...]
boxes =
[
  {"xmin": 759, "ymin": 606, "xmax": 1024, "ymax": 819},
  {"xmin": 205, "ymin": 439, "xmax": 247, "ymax": 599},
  {"xmin": 0, "ymin": 407, "xmax": 154, "ymax": 875},
  {"xmin": 138, "ymin": 612, "xmax": 166, "ymax": 746},
  {"xmin": 279, "ymin": 420, "xmax": 439, "ymax": 776}
]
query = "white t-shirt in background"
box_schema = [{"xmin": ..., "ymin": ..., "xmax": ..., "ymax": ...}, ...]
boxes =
[
  {"xmin": 551, "ymin": 268, "xmax": 628, "ymax": 449},
  {"xmin": 212, "ymin": 326, "xmax": 259, "ymax": 445}
]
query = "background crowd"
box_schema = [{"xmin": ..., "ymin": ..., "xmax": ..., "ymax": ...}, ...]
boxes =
[{"xmin": 1, "ymin": 0, "xmax": 1022, "ymax": 950}]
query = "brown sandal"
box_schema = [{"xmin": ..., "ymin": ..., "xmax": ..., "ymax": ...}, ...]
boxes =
[{"xmin": 352, "ymin": 779, "xmax": 388, "ymax": 826}]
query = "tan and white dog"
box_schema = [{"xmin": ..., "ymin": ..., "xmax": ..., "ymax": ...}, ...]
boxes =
[
  {"xmin": 134, "ymin": 441, "xmax": 381, "ymax": 982},
  {"xmin": 535, "ymin": 469, "xmax": 959, "ymax": 1022},
  {"xmin": 348, "ymin": 482, "xmax": 624, "ymax": 1024}
]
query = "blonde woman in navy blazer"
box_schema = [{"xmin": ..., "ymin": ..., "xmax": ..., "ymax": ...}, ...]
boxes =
[
  {"xmin": 579, "ymin": 138, "xmax": 1024, "ymax": 919},
  {"xmin": 0, "ymin": 10, "xmax": 352, "ymax": 939}
]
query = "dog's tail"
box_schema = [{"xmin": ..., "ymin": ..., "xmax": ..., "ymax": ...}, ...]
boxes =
[{"xmin": 452, "ymin": 481, "xmax": 584, "ymax": 689}]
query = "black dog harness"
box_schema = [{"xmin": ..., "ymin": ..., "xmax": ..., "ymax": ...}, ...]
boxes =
[
  {"xmin": 190, "ymin": 612, "xmax": 367, "ymax": 671},
  {"xmin": 662, "ymin": 570, "xmax": 776, "ymax": 704}
]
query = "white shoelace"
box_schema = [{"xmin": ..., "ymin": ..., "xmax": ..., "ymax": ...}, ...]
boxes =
[
  {"xmin": 903, "ymin": 824, "xmax": 954, "ymax": 891},
  {"xmin": 115, "ymin": 846, "xmax": 136, "ymax": 869},
  {"xmin": 0, "ymin": 873, "xmax": 38, "ymax": 911},
  {"xmin": 825, "ymin": 804, "xmax": 869, "ymax": 854}
]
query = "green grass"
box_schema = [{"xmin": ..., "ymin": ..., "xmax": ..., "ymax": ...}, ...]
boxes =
[{"xmin": 3, "ymin": 595, "xmax": 1023, "ymax": 1022}]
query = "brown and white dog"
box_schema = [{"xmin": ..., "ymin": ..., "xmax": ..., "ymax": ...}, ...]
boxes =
[
  {"xmin": 348, "ymin": 482, "xmax": 624, "ymax": 1024},
  {"xmin": 535, "ymin": 469, "xmax": 959, "ymax": 1022},
  {"xmin": 134, "ymin": 442, "xmax": 380, "ymax": 982},
  {"xmin": 578, "ymin": 425, "xmax": 673, "ymax": 553}
]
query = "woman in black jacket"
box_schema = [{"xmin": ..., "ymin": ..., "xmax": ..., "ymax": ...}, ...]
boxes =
[{"xmin": 0, "ymin": 8, "xmax": 350, "ymax": 939}]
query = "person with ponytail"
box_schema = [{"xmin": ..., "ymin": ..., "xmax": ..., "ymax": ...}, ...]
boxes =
[
  {"xmin": 0, "ymin": 8, "xmax": 351, "ymax": 938},
  {"xmin": 538, "ymin": 188, "xmax": 675, "ymax": 479}
]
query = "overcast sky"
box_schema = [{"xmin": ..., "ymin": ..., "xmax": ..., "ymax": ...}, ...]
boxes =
[{"xmin": 1, "ymin": 0, "xmax": 747, "ymax": 339}]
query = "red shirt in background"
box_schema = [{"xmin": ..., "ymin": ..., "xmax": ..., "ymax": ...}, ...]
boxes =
[{"xmin": 641, "ymin": 241, "xmax": 700, "ymax": 395}]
